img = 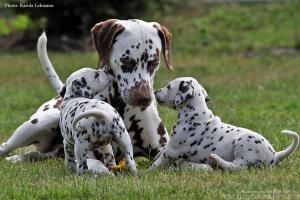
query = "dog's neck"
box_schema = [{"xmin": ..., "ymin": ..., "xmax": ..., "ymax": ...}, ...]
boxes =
[{"xmin": 176, "ymin": 93, "xmax": 213, "ymax": 123}]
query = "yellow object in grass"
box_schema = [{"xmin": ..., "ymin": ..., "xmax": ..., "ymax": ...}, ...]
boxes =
[{"xmin": 110, "ymin": 159, "xmax": 126, "ymax": 172}]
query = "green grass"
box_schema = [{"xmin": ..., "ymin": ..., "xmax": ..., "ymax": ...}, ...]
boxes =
[{"xmin": 1, "ymin": 2, "xmax": 300, "ymax": 199}]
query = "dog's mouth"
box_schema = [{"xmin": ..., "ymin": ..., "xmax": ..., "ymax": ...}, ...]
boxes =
[
  {"xmin": 120, "ymin": 80, "xmax": 153, "ymax": 107},
  {"xmin": 122, "ymin": 90, "xmax": 152, "ymax": 107}
]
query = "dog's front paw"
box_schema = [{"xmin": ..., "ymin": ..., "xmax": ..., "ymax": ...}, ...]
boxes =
[{"xmin": 6, "ymin": 155, "xmax": 23, "ymax": 163}]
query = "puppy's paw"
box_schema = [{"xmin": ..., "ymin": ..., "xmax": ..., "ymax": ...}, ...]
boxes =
[
  {"xmin": 208, "ymin": 154, "xmax": 218, "ymax": 163},
  {"xmin": 6, "ymin": 155, "xmax": 23, "ymax": 163},
  {"xmin": 0, "ymin": 143, "xmax": 8, "ymax": 156}
]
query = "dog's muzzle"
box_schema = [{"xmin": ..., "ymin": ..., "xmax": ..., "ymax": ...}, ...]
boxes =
[{"xmin": 128, "ymin": 80, "xmax": 152, "ymax": 107}]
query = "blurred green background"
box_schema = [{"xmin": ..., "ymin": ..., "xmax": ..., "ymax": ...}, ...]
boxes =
[{"xmin": 1, "ymin": 0, "xmax": 299, "ymax": 53}]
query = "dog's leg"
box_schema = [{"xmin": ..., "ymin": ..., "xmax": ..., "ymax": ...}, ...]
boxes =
[
  {"xmin": 209, "ymin": 154, "xmax": 245, "ymax": 170},
  {"xmin": 113, "ymin": 131, "xmax": 137, "ymax": 173},
  {"xmin": 0, "ymin": 113, "xmax": 59, "ymax": 157},
  {"xmin": 63, "ymin": 139, "xmax": 76, "ymax": 171},
  {"xmin": 124, "ymin": 104, "xmax": 169, "ymax": 159},
  {"xmin": 74, "ymin": 140, "xmax": 89, "ymax": 175}
]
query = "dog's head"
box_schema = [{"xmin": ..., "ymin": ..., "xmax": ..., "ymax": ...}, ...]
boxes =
[
  {"xmin": 155, "ymin": 77, "xmax": 209, "ymax": 109},
  {"xmin": 61, "ymin": 68, "xmax": 113, "ymax": 101},
  {"xmin": 91, "ymin": 19, "xmax": 172, "ymax": 107}
]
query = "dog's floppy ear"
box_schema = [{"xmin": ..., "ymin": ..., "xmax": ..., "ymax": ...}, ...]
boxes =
[
  {"xmin": 91, "ymin": 19, "xmax": 125, "ymax": 69},
  {"xmin": 175, "ymin": 81, "xmax": 195, "ymax": 106},
  {"xmin": 153, "ymin": 23, "xmax": 173, "ymax": 70},
  {"xmin": 60, "ymin": 85, "xmax": 66, "ymax": 97}
]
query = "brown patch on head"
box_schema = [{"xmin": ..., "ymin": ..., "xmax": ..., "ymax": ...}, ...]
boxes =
[
  {"xmin": 120, "ymin": 56, "xmax": 137, "ymax": 73},
  {"xmin": 147, "ymin": 48, "xmax": 160, "ymax": 75},
  {"xmin": 31, "ymin": 118, "xmax": 38, "ymax": 124},
  {"xmin": 153, "ymin": 24, "xmax": 173, "ymax": 70},
  {"xmin": 91, "ymin": 19, "xmax": 125, "ymax": 69},
  {"xmin": 53, "ymin": 99, "xmax": 62, "ymax": 110}
]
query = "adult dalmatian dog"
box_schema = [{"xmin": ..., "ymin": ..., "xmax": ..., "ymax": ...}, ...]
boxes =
[
  {"xmin": 59, "ymin": 67, "xmax": 136, "ymax": 175},
  {"xmin": 0, "ymin": 19, "xmax": 171, "ymax": 167},
  {"xmin": 151, "ymin": 77, "xmax": 299, "ymax": 170}
]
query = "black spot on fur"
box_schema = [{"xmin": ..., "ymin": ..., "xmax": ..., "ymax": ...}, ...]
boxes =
[
  {"xmin": 190, "ymin": 150, "xmax": 197, "ymax": 156},
  {"xmin": 178, "ymin": 81, "xmax": 189, "ymax": 93},
  {"xmin": 190, "ymin": 140, "xmax": 197, "ymax": 147},
  {"xmin": 218, "ymin": 136, "xmax": 224, "ymax": 141}
]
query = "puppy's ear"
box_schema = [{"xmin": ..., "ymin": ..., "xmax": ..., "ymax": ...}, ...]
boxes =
[
  {"xmin": 59, "ymin": 85, "xmax": 66, "ymax": 97},
  {"xmin": 199, "ymin": 84, "xmax": 210, "ymax": 102},
  {"xmin": 153, "ymin": 23, "xmax": 173, "ymax": 70},
  {"xmin": 91, "ymin": 19, "xmax": 125, "ymax": 69},
  {"xmin": 174, "ymin": 81, "xmax": 195, "ymax": 106}
]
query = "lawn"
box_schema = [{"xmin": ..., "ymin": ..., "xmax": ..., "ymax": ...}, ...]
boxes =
[{"xmin": 0, "ymin": 2, "xmax": 300, "ymax": 199}]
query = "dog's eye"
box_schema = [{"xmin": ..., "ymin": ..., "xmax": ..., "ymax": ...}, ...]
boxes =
[
  {"xmin": 120, "ymin": 57, "xmax": 136, "ymax": 68},
  {"xmin": 147, "ymin": 59, "xmax": 159, "ymax": 74}
]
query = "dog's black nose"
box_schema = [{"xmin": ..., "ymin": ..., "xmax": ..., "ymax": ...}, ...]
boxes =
[{"xmin": 205, "ymin": 96, "xmax": 210, "ymax": 102}]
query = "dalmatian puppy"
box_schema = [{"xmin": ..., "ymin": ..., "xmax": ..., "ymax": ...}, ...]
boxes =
[
  {"xmin": 151, "ymin": 77, "xmax": 299, "ymax": 170},
  {"xmin": 1, "ymin": 19, "xmax": 172, "ymax": 164},
  {"xmin": 60, "ymin": 67, "xmax": 137, "ymax": 175}
]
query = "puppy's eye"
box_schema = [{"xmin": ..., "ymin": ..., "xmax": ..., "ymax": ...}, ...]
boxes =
[{"xmin": 167, "ymin": 84, "xmax": 171, "ymax": 89}]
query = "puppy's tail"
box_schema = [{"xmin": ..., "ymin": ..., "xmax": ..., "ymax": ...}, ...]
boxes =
[
  {"xmin": 72, "ymin": 109, "xmax": 108, "ymax": 132},
  {"xmin": 275, "ymin": 130, "xmax": 299, "ymax": 164},
  {"xmin": 37, "ymin": 31, "xmax": 64, "ymax": 94}
]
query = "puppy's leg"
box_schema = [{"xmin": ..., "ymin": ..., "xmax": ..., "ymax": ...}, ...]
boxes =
[
  {"xmin": 177, "ymin": 160, "xmax": 213, "ymax": 171},
  {"xmin": 74, "ymin": 140, "xmax": 89, "ymax": 175},
  {"xmin": 209, "ymin": 154, "xmax": 245, "ymax": 170},
  {"xmin": 113, "ymin": 131, "xmax": 137, "ymax": 173},
  {"xmin": 149, "ymin": 150, "xmax": 169, "ymax": 170},
  {"xmin": 63, "ymin": 139, "xmax": 76, "ymax": 171},
  {"xmin": 6, "ymin": 150, "xmax": 58, "ymax": 163},
  {"xmin": 86, "ymin": 158, "xmax": 114, "ymax": 176},
  {"xmin": 99, "ymin": 144, "xmax": 116, "ymax": 167}
]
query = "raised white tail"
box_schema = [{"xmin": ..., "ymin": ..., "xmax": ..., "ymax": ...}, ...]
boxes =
[
  {"xmin": 37, "ymin": 32, "xmax": 64, "ymax": 94},
  {"xmin": 275, "ymin": 130, "xmax": 299, "ymax": 164},
  {"xmin": 72, "ymin": 109, "xmax": 107, "ymax": 132}
]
